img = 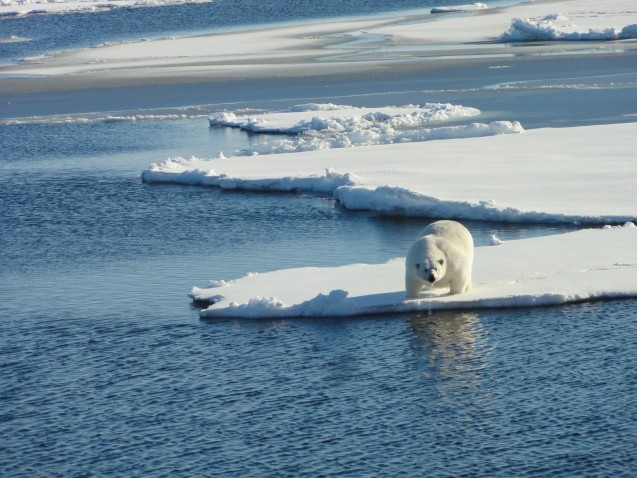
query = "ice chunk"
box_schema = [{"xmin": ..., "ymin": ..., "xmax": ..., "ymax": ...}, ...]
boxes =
[
  {"xmin": 194, "ymin": 225, "xmax": 637, "ymax": 319},
  {"xmin": 431, "ymin": 3, "xmax": 488, "ymax": 14}
]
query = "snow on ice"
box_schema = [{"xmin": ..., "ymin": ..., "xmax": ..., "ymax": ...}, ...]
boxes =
[
  {"xmin": 191, "ymin": 224, "xmax": 637, "ymax": 319},
  {"xmin": 368, "ymin": 0, "xmax": 637, "ymax": 47},
  {"xmin": 208, "ymin": 103, "xmax": 481, "ymax": 134},
  {"xmin": 431, "ymin": 3, "xmax": 488, "ymax": 14},
  {"xmin": 142, "ymin": 121, "xmax": 637, "ymax": 225},
  {"xmin": 208, "ymin": 103, "xmax": 487, "ymax": 155},
  {"xmin": 502, "ymin": 13, "xmax": 637, "ymax": 41}
]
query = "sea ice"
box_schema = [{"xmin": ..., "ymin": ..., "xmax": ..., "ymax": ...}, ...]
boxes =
[
  {"xmin": 142, "ymin": 122, "xmax": 637, "ymax": 225},
  {"xmin": 206, "ymin": 103, "xmax": 521, "ymax": 155},
  {"xmin": 191, "ymin": 224, "xmax": 637, "ymax": 319},
  {"xmin": 431, "ymin": 3, "xmax": 488, "ymax": 14},
  {"xmin": 7, "ymin": 0, "xmax": 637, "ymax": 81},
  {"xmin": 502, "ymin": 14, "xmax": 637, "ymax": 41},
  {"xmin": 208, "ymin": 103, "xmax": 481, "ymax": 133},
  {"xmin": 369, "ymin": 0, "xmax": 637, "ymax": 48}
]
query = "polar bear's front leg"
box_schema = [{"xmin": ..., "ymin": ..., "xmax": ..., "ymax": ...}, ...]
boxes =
[
  {"xmin": 405, "ymin": 276, "xmax": 424, "ymax": 299},
  {"xmin": 449, "ymin": 274, "xmax": 472, "ymax": 295}
]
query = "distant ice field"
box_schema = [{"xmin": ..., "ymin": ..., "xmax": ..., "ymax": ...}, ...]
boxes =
[{"xmin": 0, "ymin": 0, "xmax": 519, "ymax": 66}]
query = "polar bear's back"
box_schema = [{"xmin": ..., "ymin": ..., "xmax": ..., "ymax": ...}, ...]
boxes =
[{"xmin": 419, "ymin": 220, "xmax": 473, "ymax": 252}]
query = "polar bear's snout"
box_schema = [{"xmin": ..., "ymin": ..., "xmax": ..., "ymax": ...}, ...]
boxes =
[{"xmin": 416, "ymin": 260, "xmax": 441, "ymax": 284}]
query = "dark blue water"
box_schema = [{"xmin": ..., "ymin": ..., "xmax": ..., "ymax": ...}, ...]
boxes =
[
  {"xmin": 2, "ymin": 1, "xmax": 637, "ymax": 476},
  {"xmin": 3, "ymin": 301, "xmax": 637, "ymax": 477}
]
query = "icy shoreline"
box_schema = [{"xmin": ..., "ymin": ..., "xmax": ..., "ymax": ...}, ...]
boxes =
[
  {"xmin": 3, "ymin": 0, "xmax": 637, "ymax": 88},
  {"xmin": 142, "ymin": 121, "xmax": 637, "ymax": 225}
]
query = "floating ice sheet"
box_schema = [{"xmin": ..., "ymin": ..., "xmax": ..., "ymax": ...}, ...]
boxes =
[
  {"xmin": 431, "ymin": 3, "xmax": 488, "ymax": 14},
  {"xmin": 208, "ymin": 103, "xmax": 481, "ymax": 134},
  {"xmin": 208, "ymin": 103, "xmax": 487, "ymax": 155},
  {"xmin": 502, "ymin": 14, "xmax": 637, "ymax": 41},
  {"xmin": 142, "ymin": 122, "xmax": 637, "ymax": 224},
  {"xmin": 192, "ymin": 224, "xmax": 637, "ymax": 319}
]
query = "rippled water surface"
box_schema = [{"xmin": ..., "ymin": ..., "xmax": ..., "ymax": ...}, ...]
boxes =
[
  {"xmin": 2, "ymin": 113, "xmax": 637, "ymax": 477},
  {"xmin": 3, "ymin": 301, "xmax": 637, "ymax": 476}
]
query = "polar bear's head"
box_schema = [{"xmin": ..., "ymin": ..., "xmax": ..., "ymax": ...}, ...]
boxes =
[
  {"xmin": 406, "ymin": 235, "xmax": 451, "ymax": 290},
  {"xmin": 414, "ymin": 256, "xmax": 446, "ymax": 285},
  {"xmin": 408, "ymin": 236, "xmax": 448, "ymax": 285}
]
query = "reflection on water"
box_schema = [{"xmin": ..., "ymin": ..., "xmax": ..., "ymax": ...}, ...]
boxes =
[{"xmin": 410, "ymin": 311, "xmax": 494, "ymax": 403}]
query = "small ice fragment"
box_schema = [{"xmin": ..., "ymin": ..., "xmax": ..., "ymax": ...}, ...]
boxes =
[{"xmin": 490, "ymin": 234, "xmax": 504, "ymax": 246}]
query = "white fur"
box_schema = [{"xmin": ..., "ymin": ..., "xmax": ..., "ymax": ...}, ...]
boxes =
[{"xmin": 405, "ymin": 220, "xmax": 474, "ymax": 299}]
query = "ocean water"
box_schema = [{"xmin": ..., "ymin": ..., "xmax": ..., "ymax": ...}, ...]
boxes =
[{"xmin": 2, "ymin": 2, "xmax": 637, "ymax": 477}]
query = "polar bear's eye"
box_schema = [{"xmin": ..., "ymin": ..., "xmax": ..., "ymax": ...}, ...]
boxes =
[
  {"xmin": 438, "ymin": 259, "xmax": 445, "ymax": 265},
  {"xmin": 415, "ymin": 263, "xmax": 420, "ymax": 269}
]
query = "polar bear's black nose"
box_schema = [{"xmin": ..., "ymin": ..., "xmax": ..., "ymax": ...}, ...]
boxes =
[{"xmin": 428, "ymin": 273, "xmax": 436, "ymax": 283}]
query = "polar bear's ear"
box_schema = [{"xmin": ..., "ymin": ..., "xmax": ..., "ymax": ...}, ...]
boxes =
[{"xmin": 438, "ymin": 259, "xmax": 445, "ymax": 265}]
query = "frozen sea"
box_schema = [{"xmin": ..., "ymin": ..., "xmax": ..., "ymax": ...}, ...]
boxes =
[{"xmin": 2, "ymin": 1, "xmax": 637, "ymax": 476}]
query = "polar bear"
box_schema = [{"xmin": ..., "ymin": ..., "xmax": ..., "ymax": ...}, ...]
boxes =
[{"xmin": 405, "ymin": 220, "xmax": 473, "ymax": 299}]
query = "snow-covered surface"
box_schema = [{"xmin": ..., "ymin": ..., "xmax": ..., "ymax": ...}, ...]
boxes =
[
  {"xmin": 208, "ymin": 103, "xmax": 481, "ymax": 134},
  {"xmin": 5, "ymin": 0, "xmax": 637, "ymax": 80},
  {"xmin": 142, "ymin": 122, "xmax": 637, "ymax": 224},
  {"xmin": 431, "ymin": 3, "xmax": 488, "ymax": 14},
  {"xmin": 1, "ymin": 16, "xmax": 396, "ymax": 77},
  {"xmin": 207, "ymin": 103, "xmax": 511, "ymax": 154},
  {"xmin": 0, "ymin": 0, "xmax": 210, "ymax": 16},
  {"xmin": 502, "ymin": 13, "xmax": 637, "ymax": 41},
  {"xmin": 372, "ymin": 0, "xmax": 637, "ymax": 46},
  {"xmin": 192, "ymin": 224, "xmax": 637, "ymax": 319},
  {"xmin": 236, "ymin": 121, "xmax": 521, "ymax": 156}
]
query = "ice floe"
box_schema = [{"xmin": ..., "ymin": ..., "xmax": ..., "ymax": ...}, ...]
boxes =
[
  {"xmin": 0, "ymin": 35, "xmax": 32, "ymax": 43},
  {"xmin": 7, "ymin": 0, "xmax": 637, "ymax": 82},
  {"xmin": 431, "ymin": 3, "xmax": 488, "ymax": 14},
  {"xmin": 208, "ymin": 103, "xmax": 481, "ymax": 134},
  {"xmin": 191, "ymin": 224, "xmax": 637, "ymax": 319},
  {"xmin": 367, "ymin": 0, "xmax": 637, "ymax": 50},
  {"xmin": 142, "ymin": 122, "xmax": 637, "ymax": 225},
  {"xmin": 206, "ymin": 103, "xmax": 520, "ymax": 155},
  {"xmin": 502, "ymin": 14, "xmax": 637, "ymax": 41},
  {"xmin": 237, "ymin": 121, "xmax": 522, "ymax": 156}
]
